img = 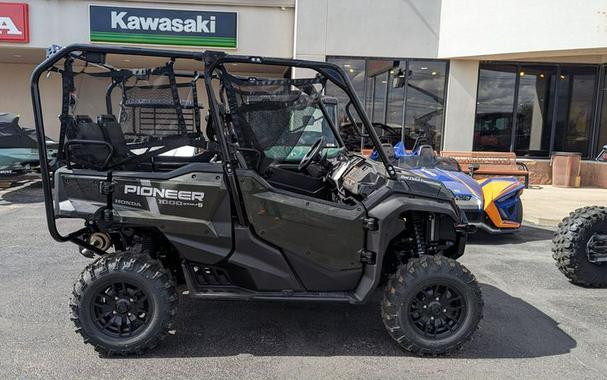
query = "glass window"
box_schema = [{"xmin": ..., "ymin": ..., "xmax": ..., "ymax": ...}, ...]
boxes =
[
  {"xmin": 405, "ymin": 61, "xmax": 447, "ymax": 148},
  {"xmin": 598, "ymin": 67, "xmax": 607, "ymax": 154},
  {"xmin": 327, "ymin": 56, "xmax": 449, "ymax": 151},
  {"xmin": 364, "ymin": 74, "xmax": 373, "ymax": 116},
  {"xmin": 371, "ymin": 71, "xmax": 389, "ymax": 123},
  {"xmin": 325, "ymin": 58, "xmax": 366, "ymax": 126},
  {"xmin": 474, "ymin": 64, "xmax": 517, "ymax": 151},
  {"xmin": 553, "ymin": 66, "xmax": 597, "ymax": 157},
  {"xmin": 514, "ymin": 65, "xmax": 556, "ymax": 156},
  {"xmin": 386, "ymin": 61, "xmax": 406, "ymax": 128}
]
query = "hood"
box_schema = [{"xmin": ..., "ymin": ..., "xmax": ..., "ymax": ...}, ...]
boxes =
[
  {"xmin": 395, "ymin": 166, "xmax": 456, "ymax": 201},
  {"xmin": 407, "ymin": 166, "xmax": 483, "ymax": 209}
]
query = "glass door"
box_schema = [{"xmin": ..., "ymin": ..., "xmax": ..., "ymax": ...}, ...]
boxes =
[
  {"xmin": 513, "ymin": 65, "xmax": 556, "ymax": 156},
  {"xmin": 552, "ymin": 66, "xmax": 598, "ymax": 157},
  {"xmin": 474, "ymin": 64, "xmax": 517, "ymax": 152},
  {"xmin": 406, "ymin": 61, "xmax": 448, "ymax": 148},
  {"xmin": 597, "ymin": 65, "xmax": 607, "ymax": 155}
]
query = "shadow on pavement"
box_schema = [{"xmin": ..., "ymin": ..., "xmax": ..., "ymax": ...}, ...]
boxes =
[
  {"xmin": 468, "ymin": 225, "xmax": 554, "ymax": 245},
  {"xmin": 126, "ymin": 283, "xmax": 575, "ymax": 360},
  {"xmin": 0, "ymin": 180, "xmax": 44, "ymax": 204},
  {"xmin": 457, "ymin": 284, "xmax": 576, "ymax": 359}
]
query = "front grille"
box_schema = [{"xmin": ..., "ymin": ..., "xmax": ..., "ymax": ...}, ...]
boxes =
[{"xmin": 465, "ymin": 210, "xmax": 482, "ymax": 223}]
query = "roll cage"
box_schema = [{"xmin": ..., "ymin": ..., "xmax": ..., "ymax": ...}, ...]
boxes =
[{"xmin": 31, "ymin": 44, "xmax": 396, "ymax": 249}]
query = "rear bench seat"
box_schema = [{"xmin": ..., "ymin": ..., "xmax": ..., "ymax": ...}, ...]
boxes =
[{"xmin": 64, "ymin": 114, "xmax": 215, "ymax": 171}]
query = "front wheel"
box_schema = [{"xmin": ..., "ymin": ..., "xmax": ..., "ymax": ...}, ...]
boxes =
[
  {"xmin": 70, "ymin": 252, "xmax": 178, "ymax": 355},
  {"xmin": 382, "ymin": 255, "xmax": 483, "ymax": 356}
]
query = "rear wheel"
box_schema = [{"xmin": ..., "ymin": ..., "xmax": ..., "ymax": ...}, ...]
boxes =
[
  {"xmin": 70, "ymin": 252, "xmax": 178, "ymax": 355},
  {"xmin": 382, "ymin": 255, "xmax": 483, "ymax": 356},
  {"xmin": 552, "ymin": 206, "xmax": 607, "ymax": 287}
]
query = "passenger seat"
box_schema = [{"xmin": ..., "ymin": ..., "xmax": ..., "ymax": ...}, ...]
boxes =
[
  {"xmin": 64, "ymin": 114, "xmax": 130, "ymax": 170},
  {"xmin": 97, "ymin": 114, "xmax": 130, "ymax": 165}
]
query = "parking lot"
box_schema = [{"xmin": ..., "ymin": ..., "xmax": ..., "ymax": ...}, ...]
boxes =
[{"xmin": 1, "ymin": 182, "xmax": 606, "ymax": 379}]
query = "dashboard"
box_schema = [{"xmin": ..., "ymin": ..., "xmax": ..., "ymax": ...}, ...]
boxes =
[{"xmin": 330, "ymin": 154, "xmax": 387, "ymax": 198}]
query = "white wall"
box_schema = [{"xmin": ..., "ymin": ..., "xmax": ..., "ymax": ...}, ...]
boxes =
[
  {"xmin": 0, "ymin": 63, "xmax": 62, "ymax": 138},
  {"xmin": 442, "ymin": 60, "xmax": 479, "ymax": 151},
  {"xmin": 439, "ymin": 0, "xmax": 607, "ymax": 59},
  {"xmin": 295, "ymin": 0, "xmax": 442, "ymax": 60}
]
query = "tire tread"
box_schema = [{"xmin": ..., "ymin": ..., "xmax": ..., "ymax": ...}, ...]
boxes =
[
  {"xmin": 69, "ymin": 252, "xmax": 178, "ymax": 356},
  {"xmin": 552, "ymin": 206, "xmax": 607, "ymax": 287},
  {"xmin": 381, "ymin": 255, "xmax": 483, "ymax": 356}
]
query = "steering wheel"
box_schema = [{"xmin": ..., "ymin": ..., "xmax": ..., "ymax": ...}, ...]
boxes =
[{"xmin": 299, "ymin": 136, "xmax": 326, "ymax": 172}]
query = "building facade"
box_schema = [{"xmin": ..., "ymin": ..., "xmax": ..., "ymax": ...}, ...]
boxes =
[{"xmin": 1, "ymin": 0, "xmax": 606, "ymax": 161}]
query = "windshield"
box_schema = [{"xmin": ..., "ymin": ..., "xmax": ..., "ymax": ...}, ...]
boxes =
[
  {"xmin": 218, "ymin": 73, "xmax": 343, "ymax": 165},
  {"xmin": 259, "ymin": 99, "xmax": 340, "ymax": 161},
  {"xmin": 393, "ymin": 143, "xmax": 460, "ymax": 171}
]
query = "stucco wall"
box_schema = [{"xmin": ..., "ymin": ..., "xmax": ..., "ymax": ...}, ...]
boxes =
[
  {"xmin": 0, "ymin": 63, "xmax": 61, "ymax": 138},
  {"xmin": 439, "ymin": 0, "xmax": 607, "ymax": 59},
  {"xmin": 295, "ymin": 0, "xmax": 442, "ymax": 60}
]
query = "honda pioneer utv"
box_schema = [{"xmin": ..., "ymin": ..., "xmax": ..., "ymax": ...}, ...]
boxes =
[{"xmin": 31, "ymin": 44, "xmax": 482, "ymax": 356}]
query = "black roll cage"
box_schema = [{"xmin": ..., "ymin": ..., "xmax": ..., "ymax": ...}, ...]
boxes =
[{"xmin": 31, "ymin": 44, "xmax": 396, "ymax": 246}]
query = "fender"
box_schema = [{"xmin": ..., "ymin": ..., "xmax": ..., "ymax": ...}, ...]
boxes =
[
  {"xmin": 352, "ymin": 194, "xmax": 465, "ymax": 303},
  {"xmin": 479, "ymin": 178, "xmax": 525, "ymax": 229}
]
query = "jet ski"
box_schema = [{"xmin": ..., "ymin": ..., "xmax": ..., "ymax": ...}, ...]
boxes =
[{"xmin": 0, "ymin": 112, "xmax": 56, "ymax": 176}]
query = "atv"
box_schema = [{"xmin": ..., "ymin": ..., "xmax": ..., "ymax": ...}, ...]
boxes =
[
  {"xmin": 31, "ymin": 44, "xmax": 483, "ymax": 356},
  {"xmin": 553, "ymin": 206, "xmax": 607, "ymax": 287}
]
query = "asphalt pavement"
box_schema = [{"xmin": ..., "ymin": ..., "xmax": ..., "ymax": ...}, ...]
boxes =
[{"xmin": 1, "ymin": 181, "xmax": 606, "ymax": 379}]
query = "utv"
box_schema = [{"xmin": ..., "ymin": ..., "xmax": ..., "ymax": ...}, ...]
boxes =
[{"xmin": 31, "ymin": 44, "xmax": 482, "ymax": 356}]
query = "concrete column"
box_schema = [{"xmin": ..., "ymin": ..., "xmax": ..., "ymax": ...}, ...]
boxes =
[{"xmin": 442, "ymin": 60, "xmax": 479, "ymax": 151}]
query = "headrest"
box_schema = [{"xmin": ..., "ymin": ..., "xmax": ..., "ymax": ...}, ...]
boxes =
[{"xmin": 381, "ymin": 143, "xmax": 395, "ymax": 161}]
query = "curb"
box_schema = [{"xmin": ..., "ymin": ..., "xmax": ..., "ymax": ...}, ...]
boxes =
[{"xmin": 523, "ymin": 217, "xmax": 561, "ymax": 228}]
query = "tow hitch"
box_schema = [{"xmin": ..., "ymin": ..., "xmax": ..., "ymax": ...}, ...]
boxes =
[{"xmin": 456, "ymin": 224, "xmax": 478, "ymax": 234}]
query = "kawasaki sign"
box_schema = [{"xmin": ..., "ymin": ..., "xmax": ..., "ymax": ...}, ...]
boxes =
[{"xmin": 89, "ymin": 5, "xmax": 237, "ymax": 48}]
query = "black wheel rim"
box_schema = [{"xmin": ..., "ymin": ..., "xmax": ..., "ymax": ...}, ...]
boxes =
[
  {"xmin": 91, "ymin": 281, "xmax": 152, "ymax": 338},
  {"xmin": 407, "ymin": 283, "xmax": 467, "ymax": 339}
]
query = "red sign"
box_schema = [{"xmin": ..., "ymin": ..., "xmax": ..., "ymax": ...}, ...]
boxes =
[{"xmin": 0, "ymin": 3, "xmax": 29, "ymax": 43}]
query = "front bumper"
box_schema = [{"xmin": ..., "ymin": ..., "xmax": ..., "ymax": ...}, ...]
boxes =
[
  {"xmin": 470, "ymin": 221, "xmax": 519, "ymax": 234},
  {"xmin": 462, "ymin": 208, "xmax": 520, "ymax": 234}
]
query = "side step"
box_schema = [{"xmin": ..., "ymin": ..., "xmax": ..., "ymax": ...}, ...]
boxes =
[
  {"xmin": 186, "ymin": 287, "xmax": 353, "ymax": 302},
  {"xmin": 182, "ymin": 262, "xmax": 354, "ymax": 302}
]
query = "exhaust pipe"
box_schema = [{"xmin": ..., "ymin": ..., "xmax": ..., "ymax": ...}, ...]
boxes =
[{"xmin": 79, "ymin": 232, "xmax": 112, "ymax": 258}]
